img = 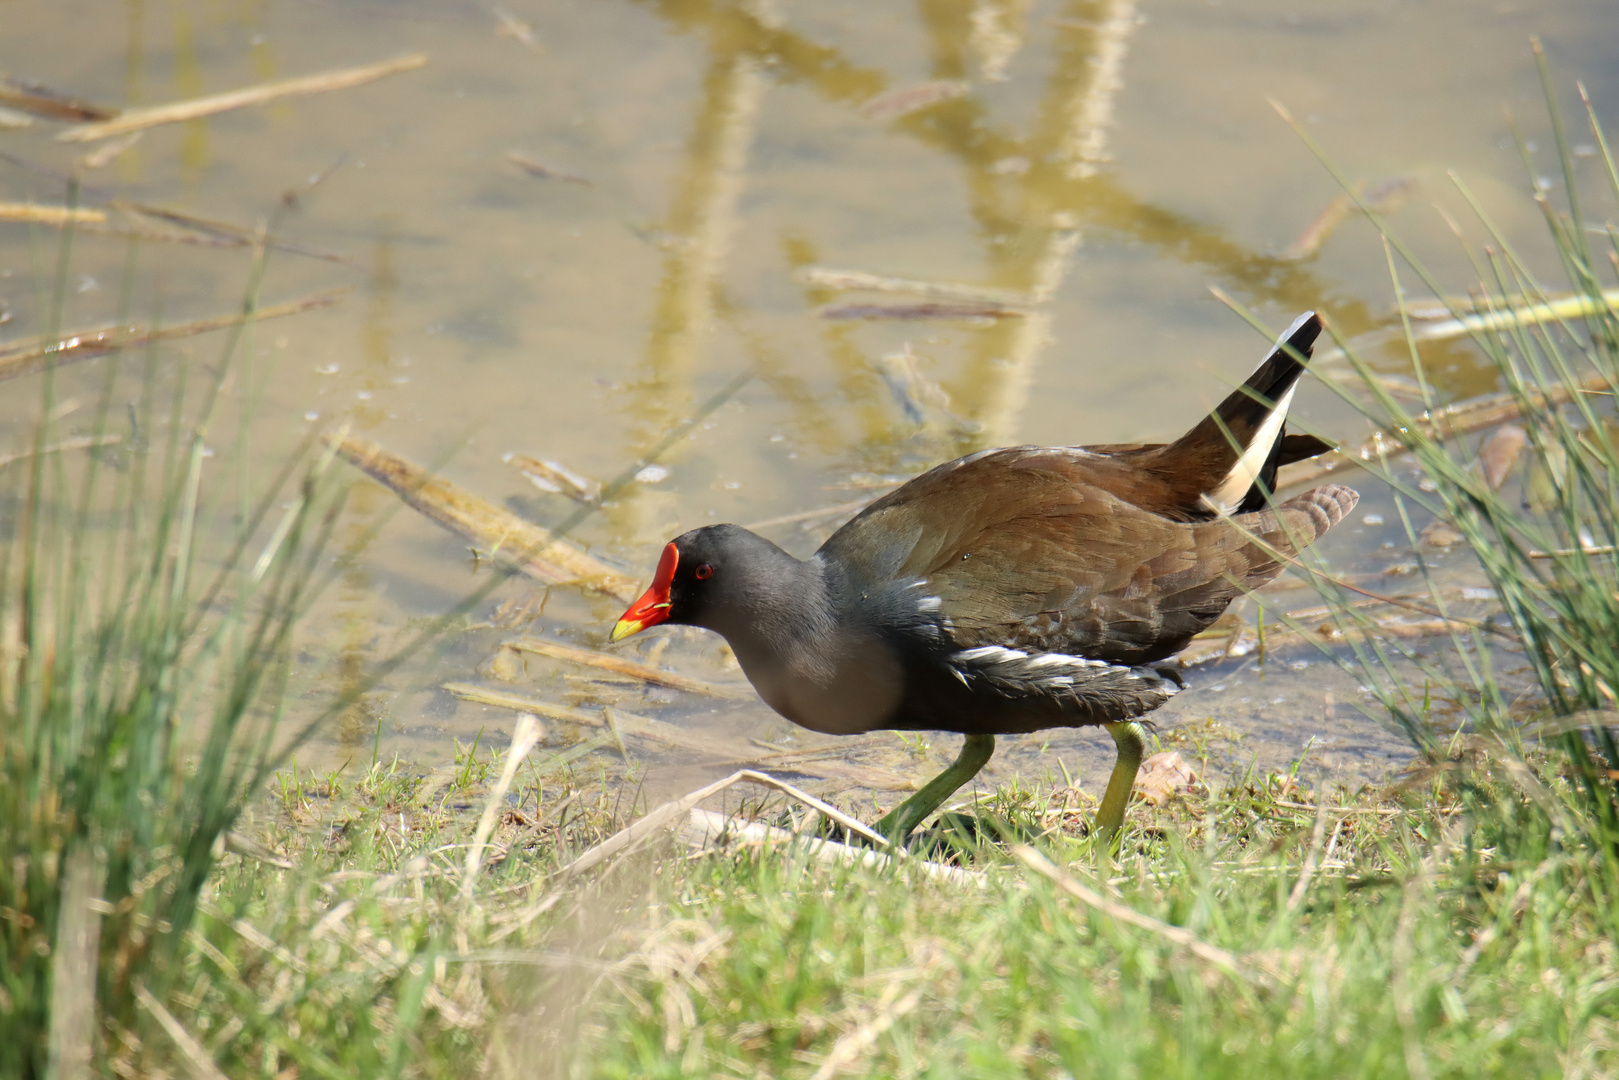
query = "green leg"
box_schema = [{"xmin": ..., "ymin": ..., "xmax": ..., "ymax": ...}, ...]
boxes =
[
  {"xmin": 1094, "ymin": 721, "xmax": 1146, "ymax": 845},
  {"xmin": 873, "ymin": 733, "xmax": 996, "ymax": 843}
]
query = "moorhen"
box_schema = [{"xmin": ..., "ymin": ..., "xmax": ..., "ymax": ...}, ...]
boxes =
[{"xmin": 612, "ymin": 313, "xmax": 1357, "ymax": 843}]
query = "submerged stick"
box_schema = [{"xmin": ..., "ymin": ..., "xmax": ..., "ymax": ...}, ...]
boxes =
[
  {"xmin": 0, "ymin": 76, "xmax": 117, "ymax": 122},
  {"xmin": 503, "ymin": 636, "xmax": 748, "ymax": 699},
  {"xmin": 59, "ymin": 53, "xmax": 428, "ymax": 142},
  {"xmin": 330, "ymin": 436, "xmax": 638, "ymax": 601},
  {"xmin": 0, "ymin": 289, "xmax": 350, "ymax": 383}
]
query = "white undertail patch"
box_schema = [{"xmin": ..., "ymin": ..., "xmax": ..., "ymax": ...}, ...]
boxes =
[{"xmin": 1200, "ymin": 380, "xmax": 1297, "ymax": 516}]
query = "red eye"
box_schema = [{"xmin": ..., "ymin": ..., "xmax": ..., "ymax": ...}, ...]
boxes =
[{"xmin": 695, "ymin": 563, "xmax": 714, "ymax": 580}]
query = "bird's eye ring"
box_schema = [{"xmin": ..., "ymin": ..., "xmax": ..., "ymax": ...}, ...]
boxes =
[{"xmin": 695, "ymin": 563, "xmax": 714, "ymax": 580}]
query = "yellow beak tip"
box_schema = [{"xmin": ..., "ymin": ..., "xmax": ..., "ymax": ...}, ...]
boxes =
[{"xmin": 609, "ymin": 619, "xmax": 642, "ymax": 643}]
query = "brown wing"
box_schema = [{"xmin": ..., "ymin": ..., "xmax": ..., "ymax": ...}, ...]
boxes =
[{"xmin": 820, "ymin": 448, "xmax": 1356, "ymax": 665}]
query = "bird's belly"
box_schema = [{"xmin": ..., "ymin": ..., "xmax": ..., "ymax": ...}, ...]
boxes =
[{"xmin": 733, "ymin": 639, "xmax": 905, "ymax": 736}]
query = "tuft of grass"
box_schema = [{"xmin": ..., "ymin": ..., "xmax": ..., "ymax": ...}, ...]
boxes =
[
  {"xmin": 1280, "ymin": 48, "xmax": 1619, "ymax": 852},
  {"xmin": 0, "ymin": 217, "xmax": 348, "ymax": 1077}
]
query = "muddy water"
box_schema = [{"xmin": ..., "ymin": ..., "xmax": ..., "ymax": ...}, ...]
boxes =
[{"xmin": 1, "ymin": 0, "xmax": 1614, "ymax": 803}]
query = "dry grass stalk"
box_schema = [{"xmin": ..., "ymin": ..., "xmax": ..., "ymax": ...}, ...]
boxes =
[
  {"xmin": 796, "ymin": 266, "xmax": 1030, "ymax": 305},
  {"xmin": 0, "ymin": 289, "xmax": 349, "ymax": 383},
  {"xmin": 133, "ymin": 984, "xmax": 231, "ymax": 1080},
  {"xmin": 0, "ymin": 76, "xmax": 117, "ymax": 122},
  {"xmin": 556, "ymin": 770, "xmax": 879, "ymax": 880},
  {"xmin": 1409, "ymin": 288, "xmax": 1619, "ymax": 341},
  {"xmin": 462, "ymin": 714, "xmax": 545, "ymax": 897},
  {"xmin": 329, "ymin": 435, "xmax": 638, "ymax": 600},
  {"xmin": 0, "ymin": 203, "xmax": 107, "ymax": 226},
  {"xmin": 59, "ymin": 53, "xmax": 429, "ymax": 142},
  {"xmin": 504, "ymin": 636, "xmax": 747, "ymax": 699},
  {"xmin": 1012, "ymin": 846, "xmax": 1273, "ymax": 986},
  {"xmin": 78, "ymin": 131, "xmax": 143, "ymax": 169},
  {"xmin": 684, "ymin": 808, "xmax": 984, "ymax": 889}
]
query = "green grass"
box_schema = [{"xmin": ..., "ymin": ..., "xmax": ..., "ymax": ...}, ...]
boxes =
[{"xmin": 13, "ymin": 47, "xmax": 1619, "ymax": 1080}]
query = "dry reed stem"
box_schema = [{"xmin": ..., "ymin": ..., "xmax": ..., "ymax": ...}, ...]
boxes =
[
  {"xmin": 0, "ymin": 203, "xmax": 106, "ymax": 226},
  {"xmin": 795, "ymin": 266, "xmax": 1030, "ymax": 305},
  {"xmin": 462, "ymin": 714, "xmax": 545, "ymax": 898},
  {"xmin": 0, "ymin": 288, "xmax": 349, "ymax": 382},
  {"xmin": 1012, "ymin": 845, "xmax": 1274, "ymax": 987},
  {"xmin": 59, "ymin": 54, "xmax": 429, "ymax": 142},
  {"xmin": 1284, "ymin": 797, "xmax": 1330, "ymax": 914},
  {"xmin": 504, "ymin": 636, "xmax": 747, "ymax": 698},
  {"xmin": 330, "ymin": 436, "xmax": 638, "ymax": 600},
  {"xmin": 1276, "ymin": 369, "xmax": 1614, "ymax": 490},
  {"xmin": 133, "ymin": 985, "xmax": 231, "ymax": 1080}
]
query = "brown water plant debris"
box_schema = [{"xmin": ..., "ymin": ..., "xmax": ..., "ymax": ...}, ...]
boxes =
[
  {"xmin": 503, "ymin": 636, "xmax": 749, "ymax": 699},
  {"xmin": 117, "ymin": 202, "xmax": 357, "ymax": 265},
  {"xmin": 821, "ymin": 301, "xmax": 1025, "ymax": 321},
  {"xmin": 0, "ymin": 75, "xmax": 117, "ymax": 122},
  {"xmin": 58, "ymin": 53, "xmax": 429, "ymax": 142},
  {"xmin": 507, "ymin": 151, "xmax": 591, "ymax": 186},
  {"xmin": 1284, "ymin": 177, "xmax": 1415, "ymax": 260},
  {"xmin": 507, "ymin": 454, "xmax": 600, "ymax": 503},
  {"xmin": 0, "ymin": 288, "xmax": 349, "ymax": 383},
  {"xmin": 857, "ymin": 80, "xmax": 968, "ymax": 120},
  {"xmin": 329, "ymin": 436, "xmax": 638, "ymax": 601}
]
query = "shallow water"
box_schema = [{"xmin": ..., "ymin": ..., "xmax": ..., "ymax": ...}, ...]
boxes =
[{"xmin": 1, "ymin": 0, "xmax": 1613, "ymax": 803}]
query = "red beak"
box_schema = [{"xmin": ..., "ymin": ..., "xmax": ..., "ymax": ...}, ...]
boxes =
[{"xmin": 610, "ymin": 542, "xmax": 678, "ymax": 642}]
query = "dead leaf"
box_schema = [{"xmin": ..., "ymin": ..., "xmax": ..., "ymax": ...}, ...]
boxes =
[
  {"xmin": 1419, "ymin": 520, "xmax": 1464, "ymax": 549},
  {"xmin": 1476, "ymin": 423, "xmax": 1527, "ymax": 491},
  {"xmin": 1134, "ymin": 750, "xmax": 1198, "ymax": 805}
]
